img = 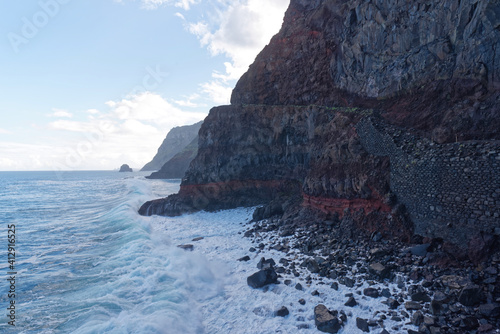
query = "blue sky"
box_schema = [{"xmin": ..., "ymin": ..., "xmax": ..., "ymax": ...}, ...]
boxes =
[{"xmin": 0, "ymin": 0, "xmax": 289, "ymax": 171}]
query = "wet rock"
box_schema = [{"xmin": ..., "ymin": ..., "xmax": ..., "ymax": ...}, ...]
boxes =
[
  {"xmin": 385, "ymin": 298, "xmax": 400, "ymax": 309},
  {"xmin": 247, "ymin": 268, "xmax": 278, "ymax": 288},
  {"xmin": 177, "ymin": 244, "xmax": 194, "ymax": 251},
  {"xmin": 301, "ymin": 258, "xmax": 320, "ymax": 273},
  {"xmin": 276, "ymin": 306, "xmax": 289, "ymax": 317},
  {"xmin": 408, "ymin": 244, "xmax": 430, "ymax": 257},
  {"xmin": 191, "ymin": 237, "xmax": 204, "ymax": 242},
  {"xmin": 339, "ymin": 277, "xmax": 354, "ymax": 288},
  {"xmin": 429, "ymin": 299, "xmax": 443, "ymax": 315},
  {"xmin": 468, "ymin": 233, "xmax": 495, "ymax": 264},
  {"xmin": 330, "ymin": 282, "xmax": 339, "ymax": 290},
  {"xmin": 404, "ymin": 301, "xmax": 423, "ymax": 310},
  {"xmin": 462, "ymin": 316, "xmax": 479, "ymax": 330},
  {"xmin": 458, "ymin": 284, "xmax": 482, "ymax": 306},
  {"xmin": 363, "ymin": 288, "xmax": 379, "ymax": 298},
  {"xmin": 369, "ymin": 262, "xmax": 391, "ymax": 279},
  {"xmin": 249, "ymin": 247, "xmax": 256, "ymax": 252},
  {"xmin": 423, "ymin": 316, "xmax": 435, "ymax": 326},
  {"xmin": 314, "ymin": 305, "xmax": 341, "ymax": 333},
  {"xmin": 299, "ymin": 298, "xmax": 306, "ymax": 305},
  {"xmin": 478, "ymin": 323, "xmax": 494, "ymax": 332},
  {"xmin": 356, "ymin": 317, "xmax": 369, "ymax": 332},
  {"xmin": 412, "ymin": 311, "xmax": 424, "ymax": 326},
  {"xmin": 237, "ymin": 255, "xmax": 250, "ymax": 262},
  {"xmin": 257, "ymin": 257, "xmax": 276, "ymax": 269},
  {"xmin": 411, "ymin": 292, "xmax": 431, "ymax": 303},
  {"xmin": 295, "ymin": 283, "xmax": 303, "ymax": 291},
  {"xmin": 479, "ymin": 303, "xmax": 500, "ymax": 318},
  {"xmin": 381, "ymin": 288, "xmax": 391, "ymax": 298},
  {"xmin": 344, "ymin": 296, "xmax": 357, "ymax": 307},
  {"xmin": 312, "ymin": 290, "xmax": 320, "ymax": 296}
]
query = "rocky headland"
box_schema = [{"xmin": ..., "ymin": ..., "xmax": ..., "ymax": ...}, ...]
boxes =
[
  {"xmin": 140, "ymin": 0, "xmax": 500, "ymax": 332},
  {"xmin": 146, "ymin": 136, "xmax": 199, "ymax": 179},
  {"xmin": 140, "ymin": 121, "xmax": 202, "ymax": 172}
]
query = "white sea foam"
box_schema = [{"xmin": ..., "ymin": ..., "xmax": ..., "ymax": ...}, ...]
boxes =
[
  {"xmin": 148, "ymin": 209, "xmax": 418, "ymax": 334},
  {"xmin": 0, "ymin": 172, "xmax": 417, "ymax": 333}
]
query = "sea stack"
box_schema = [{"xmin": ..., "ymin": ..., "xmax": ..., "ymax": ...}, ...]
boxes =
[{"xmin": 119, "ymin": 164, "xmax": 133, "ymax": 172}]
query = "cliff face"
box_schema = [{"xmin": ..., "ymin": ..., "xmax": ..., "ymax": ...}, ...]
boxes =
[
  {"xmin": 146, "ymin": 136, "xmax": 198, "ymax": 179},
  {"xmin": 140, "ymin": 0, "xmax": 500, "ymax": 255},
  {"xmin": 140, "ymin": 121, "xmax": 202, "ymax": 171},
  {"xmin": 232, "ymin": 0, "xmax": 500, "ymax": 143}
]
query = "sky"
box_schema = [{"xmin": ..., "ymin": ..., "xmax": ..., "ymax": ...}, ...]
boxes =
[{"xmin": 0, "ymin": 0, "xmax": 289, "ymax": 171}]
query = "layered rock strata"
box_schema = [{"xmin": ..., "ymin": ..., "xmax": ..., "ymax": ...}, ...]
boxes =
[{"xmin": 140, "ymin": 0, "xmax": 500, "ymax": 255}]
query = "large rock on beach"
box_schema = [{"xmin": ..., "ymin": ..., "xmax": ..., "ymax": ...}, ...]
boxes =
[
  {"xmin": 314, "ymin": 304, "xmax": 342, "ymax": 333},
  {"xmin": 247, "ymin": 268, "xmax": 278, "ymax": 288}
]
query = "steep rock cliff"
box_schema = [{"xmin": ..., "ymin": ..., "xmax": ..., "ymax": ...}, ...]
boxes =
[
  {"xmin": 141, "ymin": 121, "xmax": 202, "ymax": 171},
  {"xmin": 232, "ymin": 0, "xmax": 500, "ymax": 143},
  {"xmin": 146, "ymin": 136, "xmax": 199, "ymax": 179},
  {"xmin": 140, "ymin": 0, "xmax": 500, "ymax": 253}
]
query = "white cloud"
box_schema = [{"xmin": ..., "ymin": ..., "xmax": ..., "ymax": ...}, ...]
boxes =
[
  {"xmin": 0, "ymin": 92, "xmax": 206, "ymax": 171},
  {"xmin": 186, "ymin": 0, "xmax": 289, "ymax": 103},
  {"xmin": 109, "ymin": 91, "xmax": 204, "ymax": 124},
  {"xmin": 48, "ymin": 120, "xmax": 97, "ymax": 133},
  {"xmin": 189, "ymin": 0, "xmax": 288, "ymax": 76},
  {"xmin": 141, "ymin": 0, "xmax": 198, "ymax": 10},
  {"xmin": 86, "ymin": 109, "xmax": 100, "ymax": 114},
  {"xmin": 0, "ymin": 128, "xmax": 11, "ymax": 134},
  {"xmin": 49, "ymin": 108, "xmax": 73, "ymax": 118},
  {"xmin": 133, "ymin": 0, "xmax": 288, "ymax": 105},
  {"xmin": 173, "ymin": 93, "xmax": 204, "ymax": 107},
  {"xmin": 201, "ymin": 81, "xmax": 232, "ymax": 105}
]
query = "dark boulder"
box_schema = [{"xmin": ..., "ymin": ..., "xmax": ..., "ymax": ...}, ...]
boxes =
[
  {"xmin": 276, "ymin": 306, "xmax": 289, "ymax": 317},
  {"xmin": 369, "ymin": 262, "xmax": 391, "ymax": 279},
  {"xmin": 356, "ymin": 318, "xmax": 369, "ymax": 332},
  {"xmin": 247, "ymin": 268, "xmax": 278, "ymax": 288},
  {"xmin": 458, "ymin": 284, "xmax": 482, "ymax": 306},
  {"xmin": 408, "ymin": 244, "xmax": 430, "ymax": 257},
  {"xmin": 344, "ymin": 296, "xmax": 357, "ymax": 307},
  {"xmin": 363, "ymin": 288, "xmax": 379, "ymax": 298},
  {"xmin": 257, "ymin": 257, "xmax": 276, "ymax": 270},
  {"xmin": 177, "ymin": 244, "xmax": 193, "ymax": 251},
  {"xmin": 314, "ymin": 305, "xmax": 341, "ymax": 333}
]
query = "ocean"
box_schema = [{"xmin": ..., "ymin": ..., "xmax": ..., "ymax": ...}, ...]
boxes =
[{"xmin": 0, "ymin": 171, "xmax": 413, "ymax": 334}]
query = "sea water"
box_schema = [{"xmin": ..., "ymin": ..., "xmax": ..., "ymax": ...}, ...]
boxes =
[
  {"xmin": 0, "ymin": 171, "xmax": 415, "ymax": 334},
  {"xmin": 0, "ymin": 171, "xmax": 208, "ymax": 333}
]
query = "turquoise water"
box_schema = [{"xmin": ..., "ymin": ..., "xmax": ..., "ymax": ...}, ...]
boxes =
[
  {"xmin": 0, "ymin": 171, "xmax": 190, "ymax": 333},
  {"xmin": 0, "ymin": 171, "xmax": 417, "ymax": 334}
]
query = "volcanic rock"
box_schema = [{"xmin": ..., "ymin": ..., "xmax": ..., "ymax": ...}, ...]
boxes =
[
  {"xmin": 458, "ymin": 284, "xmax": 482, "ymax": 306},
  {"xmin": 276, "ymin": 306, "xmax": 289, "ymax": 317},
  {"xmin": 247, "ymin": 268, "xmax": 278, "ymax": 288},
  {"xmin": 119, "ymin": 164, "xmax": 133, "ymax": 172},
  {"xmin": 141, "ymin": 121, "xmax": 202, "ymax": 171},
  {"xmin": 314, "ymin": 304, "xmax": 341, "ymax": 333}
]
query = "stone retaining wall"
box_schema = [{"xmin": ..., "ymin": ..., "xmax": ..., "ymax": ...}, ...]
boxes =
[{"xmin": 356, "ymin": 117, "xmax": 500, "ymax": 246}]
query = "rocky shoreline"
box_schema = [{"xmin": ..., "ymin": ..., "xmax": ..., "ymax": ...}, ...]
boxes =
[{"xmin": 241, "ymin": 207, "xmax": 500, "ymax": 333}]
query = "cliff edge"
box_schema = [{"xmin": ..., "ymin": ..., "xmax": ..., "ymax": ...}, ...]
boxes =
[
  {"xmin": 140, "ymin": 0, "xmax": 500, "ymax": 257},
  {"xmin": 141, "ymin": 121, "xmax": 202, "ymax": 171}
]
